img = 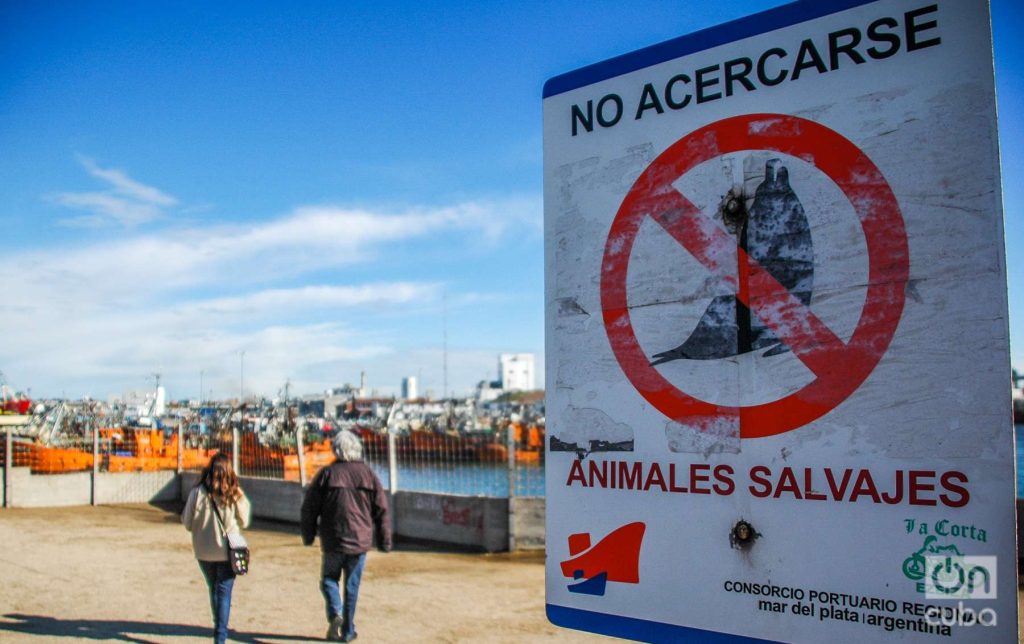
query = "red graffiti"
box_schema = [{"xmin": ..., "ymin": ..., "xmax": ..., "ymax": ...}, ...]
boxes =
[{"xmin": 441, "ymin": 498, "xmax": 483, "ymax": 532}]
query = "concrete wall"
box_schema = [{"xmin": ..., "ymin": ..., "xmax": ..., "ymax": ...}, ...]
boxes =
[
  {"xmin": 241, "ymin": 476, "xmax": 305, "ymax": 522},
  {"xmin": 5, "ymin": 468, "xmax": 91, "ymax": 507},
  {"xmin": 511, "ymin": 496, "xmax": 545, "ymax": 550},
  {"xmin": 95, "ymin": 470, "xmax": 179, "ymax": 505},
  {"xmin": 392, "ymin": 491, "xmax": 509, "ymax": 552},
  {"xmin": 2, "ymin": 467, "xmax": 180, "ymax": 508}
]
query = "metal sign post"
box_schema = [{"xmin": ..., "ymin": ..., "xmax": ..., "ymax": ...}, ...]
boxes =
[
  {"xmin": 91, "ymin": 420, "xmax": 99, "ymax": 506},
  {"xmin": 543, "ymin": 1, "xmax": 1016, "ymax": 641},
  {"xmin": 4, "ymin": 428, "xmax": 11, "ymax": 508}
]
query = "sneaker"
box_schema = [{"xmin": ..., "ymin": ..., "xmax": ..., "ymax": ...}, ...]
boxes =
[
  {"xmin": 326, "ymin": 616, "xmax": 344, "ymax": 641},
  {"xmin": 341, "ymin": 634, "xmax": 358, "ymax": 643}
]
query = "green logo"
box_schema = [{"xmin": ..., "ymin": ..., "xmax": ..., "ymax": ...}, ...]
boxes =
[{"xmin": 902, "ymin": 536, "xmax": 962, "ymax": 581}]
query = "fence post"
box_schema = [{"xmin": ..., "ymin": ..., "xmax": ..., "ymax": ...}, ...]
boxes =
[
  {"xmin": 176, "ymin": 423, "xmax": 183, "ymax": 474},
  {"xmin": 387, "ymin": 431, "xmax": 398, "ymax": 493},
  {"xmin": 387, "ymin": 430, "xmax": 398, "ymax": 537},
  {"xmin": 296, "ymin": 425, "xmax": 307, "ymax": 487},
  {"xmin": 91, "ymin": 420, "xmax": 99, "ymax": 506},
  {"xmin": 507, "ymin": 425, "xmax": 516, "ymax": 553},
  {"xmin": 4, "ymin": 428, "xmax": 11, "ymax": 508},
  {"xmin": 232, "ymin": 424, "xmax": 240, "ymax": 475}
]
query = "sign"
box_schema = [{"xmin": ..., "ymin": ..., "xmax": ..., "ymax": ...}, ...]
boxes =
[
  {"xmin": 602, "ymin": 113, "xmax": 908, "ymax": 437},
  {"xmin": 543, "ymin": 1, "xmax": 1016, "ymax": 642}
]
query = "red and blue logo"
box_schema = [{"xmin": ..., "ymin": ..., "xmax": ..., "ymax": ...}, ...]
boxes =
[{"xmin": 560, "ymin": 522, "xmax": 646, "ymax": 596}]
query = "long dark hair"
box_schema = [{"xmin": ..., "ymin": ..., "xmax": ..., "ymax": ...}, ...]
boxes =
[{"xmin": 198, "ymin": 452, "xmax": 242, "ymax": 505}]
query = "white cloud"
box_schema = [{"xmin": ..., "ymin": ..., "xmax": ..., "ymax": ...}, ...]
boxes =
[
  {"xmin": 189, "ymin": 283, "xmax": 441, "ymax": 316},
  {"xmin": 12, "ymin": 198, "xmax": 540, "ymax": 302},
  {"xmin": 2, "ymin": 194, "xmax": 542, "ymax": 399},
  {"xmin": 77, "ymin": 155, "xmax": 177, "ymax": 206},
  {"xmin": 0, "ymin": 282, "xmax": 439, "ymax": 372},
  {"xmin": 53, "ymin": 192, "xmax": 163, "ymax": 227},
  {"xmin": 51, "ymin": 156, "xmax": 178, "ymax": 227}
]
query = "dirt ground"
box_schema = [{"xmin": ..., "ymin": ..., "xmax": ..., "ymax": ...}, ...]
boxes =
[{"xmin": 0, "ymin": 504, "xmax": 606, "ymax": 643}]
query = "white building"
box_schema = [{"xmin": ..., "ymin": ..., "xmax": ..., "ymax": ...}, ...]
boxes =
[
  {"xmin": 401, "ymin": 376, "xmax": 418, "ymax": 400},
  {"xmin": 499, "ymin": 353, "xmax": 535, "ymax": 392}
]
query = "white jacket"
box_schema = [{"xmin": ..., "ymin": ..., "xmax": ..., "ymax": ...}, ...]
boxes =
[{"xmin": 182, "ymin": 485, "xmax": 252, "ymax": 562}]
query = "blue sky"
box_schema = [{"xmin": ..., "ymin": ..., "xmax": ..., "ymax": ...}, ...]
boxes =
[{"xmin": 1, "ymin": 0, "xmax": 1021, "ymax": 401}]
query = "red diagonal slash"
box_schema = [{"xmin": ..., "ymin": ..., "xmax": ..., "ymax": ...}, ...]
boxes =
[{"xmin": 600, "ymin": 114, "xmax": 909, "ymax": 438}]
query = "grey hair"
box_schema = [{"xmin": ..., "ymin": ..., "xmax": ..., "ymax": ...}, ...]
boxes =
[{"xmin": 332, "ymin": 429, "xmax": 364, "ymax": 462}]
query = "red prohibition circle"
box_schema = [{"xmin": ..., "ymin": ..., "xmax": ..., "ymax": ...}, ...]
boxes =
[{"xmin": 600, "ymin": 113, "xmax": 909, "ymax": 438}]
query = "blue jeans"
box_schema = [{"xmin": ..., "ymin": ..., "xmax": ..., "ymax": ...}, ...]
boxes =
[
  {"xmin": 320, "ymin": 551, "xmax": 366, "ymax": 640},
  {"xmin": 199, "ymin": 560, "xmax": 235, "ymax": 643}
]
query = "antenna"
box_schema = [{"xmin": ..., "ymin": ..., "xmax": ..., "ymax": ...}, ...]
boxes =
[
  {"xmin": 282, "ymin": 377, "xmax": 292, "ymax": 434},
  {"xmin": 239, "ymin": 350, "xmax": 245, "ymax": 407},
  {"xmin": 442, "ymin": 289, "xmax": 448, "ymax": 400}
]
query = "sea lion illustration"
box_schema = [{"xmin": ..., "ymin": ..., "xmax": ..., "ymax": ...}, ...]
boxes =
[{"xmin": 651, "ymin": 158, "xmax": 814, "ymax": 365}]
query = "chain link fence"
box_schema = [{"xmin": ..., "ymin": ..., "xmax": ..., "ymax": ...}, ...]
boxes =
[
  {"xmin": 180, "ymin": 422, "xmax": 543, "ymax": 498},
  {"xmin": 3, "ymin": 413, "xmax": 546, "ymax": 499}
]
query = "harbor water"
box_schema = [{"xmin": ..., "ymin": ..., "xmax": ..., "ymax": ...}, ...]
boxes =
[{"xmin": 365, "ymin": 459, "xmax": 545, "ymax": 497}]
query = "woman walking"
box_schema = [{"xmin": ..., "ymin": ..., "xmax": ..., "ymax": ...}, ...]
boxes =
[{"xmin": 182, "ymin": 453, "xmax": 252, "ymax": 643}]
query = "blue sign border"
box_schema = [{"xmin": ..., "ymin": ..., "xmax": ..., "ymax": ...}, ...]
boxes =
[
  {"xmin": 542, "ymin": 0, "xmax": 881, "ymax": 98},
  {"xmin": 547, "ymin": 604, "xmax": 781, "ymax": 643}
]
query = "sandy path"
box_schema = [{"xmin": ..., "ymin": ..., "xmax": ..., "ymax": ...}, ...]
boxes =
[{"xmin": 0, "ymin": 504, "xmax": 605, "ymax": 643}]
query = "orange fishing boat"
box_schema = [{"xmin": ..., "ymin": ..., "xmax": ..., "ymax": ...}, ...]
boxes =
[{"xmin": 26, "ymin": 427, "xmax": 215, "ymax": 474}]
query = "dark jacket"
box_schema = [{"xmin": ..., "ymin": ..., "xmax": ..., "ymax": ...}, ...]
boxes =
[{"xmin": 301, "ymin": 460, "xmax": 392, "ymax": 554}]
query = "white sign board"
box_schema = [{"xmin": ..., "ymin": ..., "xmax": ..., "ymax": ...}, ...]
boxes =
[{"xmin": 543, "ymin": 0, "xmax": 1016, "ymax": 641}]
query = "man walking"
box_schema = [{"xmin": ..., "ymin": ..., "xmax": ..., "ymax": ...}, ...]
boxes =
[{"xmin": 301, "ymin": 429, "xmax": 392, "ymax": 642}]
